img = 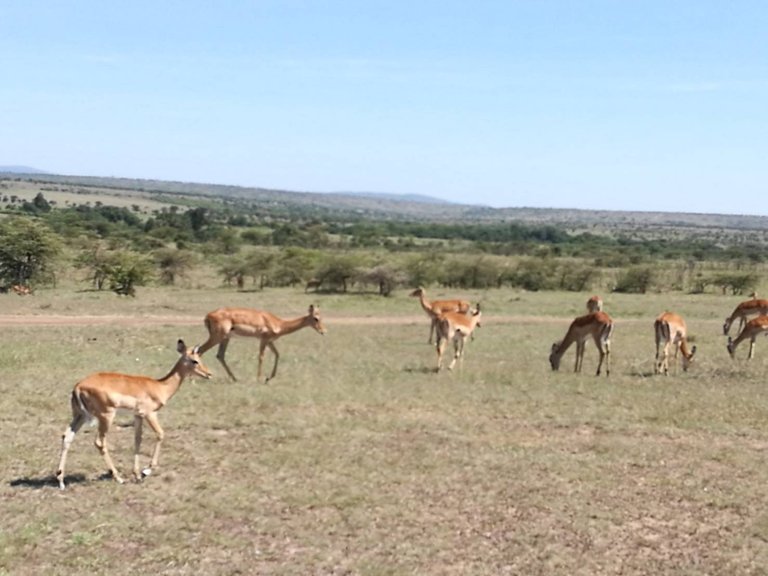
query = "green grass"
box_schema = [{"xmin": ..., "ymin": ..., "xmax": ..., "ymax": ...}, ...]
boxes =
[{"xmin": 3, "ymin": 287, "xmax": 768, "ymax": 574}]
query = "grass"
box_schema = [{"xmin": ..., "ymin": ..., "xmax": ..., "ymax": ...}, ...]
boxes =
[{"xmin": 3, "ymin": 287, "xmax": 768, "ymax": 574}]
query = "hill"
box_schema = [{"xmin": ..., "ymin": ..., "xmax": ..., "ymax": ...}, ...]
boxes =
[
  {"xmin": 0, "ymin": 165, "xmax": 49, "ymax": 175},
  {"xmin": 2, "ymin": 171, "xmax": 768, "ymax": 237}
]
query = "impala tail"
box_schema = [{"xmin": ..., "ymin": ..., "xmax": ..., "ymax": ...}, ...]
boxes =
[{"xmin": 72, "ymin": 389, "xmax": 95, "ymax": 423}]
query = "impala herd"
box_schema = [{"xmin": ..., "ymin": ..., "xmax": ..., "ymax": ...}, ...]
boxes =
[{"xmin": 53, "ymin": 287, "xmax": 767, "ymax": 489}]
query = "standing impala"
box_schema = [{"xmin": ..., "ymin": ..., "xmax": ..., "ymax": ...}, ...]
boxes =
[
  {"xmin": 198, "ymin": 304, "xmax": 326, "ymax": 382},
  {"xmin": 727, "ymin": 315, "xmax": 768, "ymax": 360},
  {"xmin": 435, "ymin": 303, "xmax": 482, "ymax": 371},
  {"xmin": 56, "ymin": 339, "xmax": 212, "ymax": 489},
  {"xmin": 410, "ymin": 286, "xmax": 471, "ymax": 344},
  {"xmin": 549, "ymin": 311, "xmax": 614, "ymax": 376},
  {"xmin": 723, "ymin": 297, "xmax": 768, "ymax": 335},
  {"xmin": 654, "ymin": 311, "xmax": 696, "ymax": 375}
]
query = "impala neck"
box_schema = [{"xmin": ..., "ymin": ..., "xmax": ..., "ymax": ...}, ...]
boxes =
[
  {"xmin": 417, "ymin": 291, "xmax": 433, "ymax": 314},
  {"xmin": 277, "ymin": 313, "xmax": 315, "ymax": 335},
  {"xmin": 155, "ymin": 361, "xmax": 188, "ymax": 402},
  {"xmin": 554, "ymin": 328, "xmax": 582, "ymax": 359}
]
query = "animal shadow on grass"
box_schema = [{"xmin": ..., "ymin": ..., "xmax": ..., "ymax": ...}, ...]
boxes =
[
  {"xmin": 403, "ymin": 365, "xmax": 436, "ymax": 375},
  {"xmin": 10, "ymin": 472, "xmax": 112, "ymax": 489}
]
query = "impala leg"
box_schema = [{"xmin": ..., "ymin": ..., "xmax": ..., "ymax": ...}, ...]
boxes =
[
  {"xmin": 448, "ymin": 337, "xmax": 461, "ymax": 371},
  {"xmin": 214, "ymin": 339, "xmax": 238, "ymax": 382},
  {"xmin": 749, "ymin": 338, "xmax": 756, "ymax": 360},
  {"xmin": 428, "ymin": 318, "xmax": 438, "ymax": 345},
  {"xmin": 142, "ymin": 412, "xmax": 165, "ymax": 477},
  {"xmin": 436, "ymin": 337, "xmax": 446, "ymax": 372},
  {"xmin": 264, "ymin": 341, "xmax": 280, "ymax": 382},
  {"xmin": 596, "ymin": 337, "xmax": 611, "ymax": 376},
  {"xmin": 94, "ymin": 411, "xmax": 123, "ymax": 484},
  {"xmin": 56, "ymin": 413, "xmax": 88, "ymax": 489},
  {"xmin": 132, "ymin": 415, "xmax": 144, "ymax": 480},
  {"xmin": 595, "ymin": 336, "xmax": 605, "ymax": 376},
  {"xmin": 574, "ymin": 341, "xmax": 585, "ymax": 372}
]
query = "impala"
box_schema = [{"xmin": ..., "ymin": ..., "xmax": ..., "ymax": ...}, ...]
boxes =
[
  {"xmin": 11, "ymin": 284, "xmax": 32, "ymax": 296},
  {"xmin": 198, "ymin": 304, "xmax": 326, "ymax": 382},
  {"xmin": 723, "ymin": 297, "xmax": 768, "ymax": 335},
  {"xmin": 586, "ymin": 295, "xmax": 603, "ymax": 313},
  {"xmin": 654, "ymin": 311, "xmax": 696, "ymax": 375},
  {"xmin": 435, "ymin": 304, "xmax": 482, "ymax": 371},
  {"xmin": 305, "ymin": 278, "xmax": 322, "ymax": 293},
  {"xmin": 549, "ymin": 311, "xmax": 614, "ymax": 376},
  {"xmin": 727, "ymin": 315, "xmax": 768, "ymax": 360},
  {"xmin": 410, "ymin": 286, "xmax": 471, "ymax": 344},
  {"xmin": 56, "ymin": 339, "xmax": 212, "ymax": 489}
]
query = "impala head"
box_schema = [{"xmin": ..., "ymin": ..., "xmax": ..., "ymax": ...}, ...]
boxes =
[
  {"xmin": 307, "ymin": 304, "xmax": 327, "ymax": 335},
  {"xmin": 549, "ymin": 341, "xmax": 563, "ymax": 371},
  {"xmin": 586, "ymin": 295, "xmax": 603, "ymax": 313},
  {"xmin": 682, "ymin": 345, "xmax": 697, "ymax": 371},
  {"xmin": 177, "ymin": 339, "xmax": 213, "ymax": 380},
  {"xmin": 723, "ymin": 318, "xmax": 732, "ymax": 335},
  {"xmin": 409, "ymin": 287, "xmax": 425, "ymax": 298},
  {"xmin": 727, "ymin": 336, "xmax": 736, "ymax": 358}
]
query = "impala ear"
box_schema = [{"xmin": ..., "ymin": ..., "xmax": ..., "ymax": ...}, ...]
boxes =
[
  {"xmin": 308, "ymin": 304, "xmax": 317, "ymax": 313},
  {"xmin": 177, "ymin": 339, "xmax": 186, "ymax": 353}
]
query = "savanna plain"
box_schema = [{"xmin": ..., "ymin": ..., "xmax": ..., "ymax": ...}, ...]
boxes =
[{"xmin": 3, "ymin": 286, "xmax": 768, "ymax": 575}]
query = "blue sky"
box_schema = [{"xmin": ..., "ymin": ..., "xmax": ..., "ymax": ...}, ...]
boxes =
[{"xmin": 2, "ymin": 1, "xmax": 766, "ymax": 214}]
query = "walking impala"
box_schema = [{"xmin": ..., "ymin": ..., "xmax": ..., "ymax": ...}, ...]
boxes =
[
  {"xmin": 410, "ymin": 286, "xmax": 471, "ymax": 344},
  {"xmin": 435, "ymin": 303, "xmax": 482, "ymax": 371},
  {"xmin": 198, "ymin": 304, "xmax": 326, "ymax": 382},
  {"xmin": 549, "ymin": 311, "xmax": 614, "ymax": 376},
  {"xmin": 727, "ymin": 315, "xmax": 768, "ymax": 360},
  {"xmin": 56, "ymin": 339, "xmax": 212, "ymax": 489},
  {"xmin": 723, "ymin": 297, "xmax": 768, "ymax": 335},
  {"xmin": 654, "ymin": 311, "xmax": 696, "ymax": 375}
]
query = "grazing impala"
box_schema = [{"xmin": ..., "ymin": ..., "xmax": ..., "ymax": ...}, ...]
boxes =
[
  {"xmin": 549, "ymin": 312, "xmax": 614, "ymax": 376},
  {"xmin": 56, "ymin": 339, "xmax": 212, "ymax": 489},
  {"xmin": 586, "ymin": 295, "xmax": 603, "ymax": 313},
  {"xmin": 435, "ymin": 303, "xmax": 482, "ymax": 371},
  {"xmin": 410, "ymin": 286, "xmax": 471, "ymax": 344},
  {"xmin": 654, "ymin": 311, "xmax": 696, "ymax": 375},
  {"xmin": 723, "ymin": 297, "xmax": 768, "ymax": 335},
  {"xmin": 727, "ymin": 315, "xmax": 768, "ymax": 360},
  {"xmin": 199, "ymin": 304, "xmax": 326, "ymax": 382}
]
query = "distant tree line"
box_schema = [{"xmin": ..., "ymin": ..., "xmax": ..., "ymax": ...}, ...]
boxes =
[{"xmin": 0, "ymin": 191, "xmax": 764, "ymax": 296}]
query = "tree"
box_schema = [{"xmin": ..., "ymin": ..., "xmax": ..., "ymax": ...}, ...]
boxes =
[
  {"xmin": 75, "ymin": 242, "xmax": 113, "ymax": 289},
  {"xmin": 272, "ymin": 247, "xmax": 323, "ymax": 288},
  {"xmin": 357, "ymin": 264, "xmax": 406, "ymax": 296},
  {"xmin": 315, "ymin": 254, "xmax": 362, "ymax": 292},
  {"xmin": 243, "ymin": 251, "xmax": 277, "ymax": 289},
  {"xmin": 22, "ymin": 192, "xmax": 52, "ymax": 214},
  {"xmin": 154, "ymin": 248, "xmax": 197, "ymax": 285},
  {"xmin": 0, "ymin": 218, "xmax": 60, "ymax": 286},
  {"xmin": 614, "ymin": 266, "xmax": 655, "ymax": 294},
  {"xmin": 105, "ymin": 251, "xmax": 153, "ymax": 296}
]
